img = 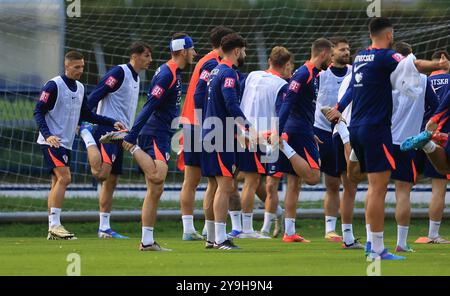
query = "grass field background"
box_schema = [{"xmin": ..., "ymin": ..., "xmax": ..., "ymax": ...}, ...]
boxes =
[{"xmin": 0, "ymin": 218, "xmax": 448, "ymax": 276}]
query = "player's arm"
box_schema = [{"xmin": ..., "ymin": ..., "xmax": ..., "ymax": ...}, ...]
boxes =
[
  {"xmin": 414, "ymin": 54, "xmax": 450, "ymax": 74},
  {"xmin": 221, "ymin": 69, "xmax": 248, "ymax": 121},
  {"xmin": 80, "ymin": 94, "xmax": 118, "ymax": 127},
  {"xmin": 193, "ymin": 62, "xmax": 215, "ymax": 111},
  {"xmin": 87, "ymin": 66, "xmax": 125, "ymax": 110},
  {"xmin": 275, "ymin": 84, "xmax": 288, "ymax": 116},
  {"xmin": 33, "ymin": 81, "xmax": 59, "ymax": 146},
  {"xmin": 336, "ymin": 84, "xmax": 353, "ymax": 113},
  {"xmin": 123, "ymin": 72, "xmax": 171, "ymax": 145}
]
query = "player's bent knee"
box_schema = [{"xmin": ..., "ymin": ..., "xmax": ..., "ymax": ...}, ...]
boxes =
[{"xmin": 304, "ymin": 170, "xmax": 321, "ymax": 185}]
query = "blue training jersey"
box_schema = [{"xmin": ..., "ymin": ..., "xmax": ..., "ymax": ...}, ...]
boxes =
[
  {"xmin": 428, "ymin": 72, "xmax": 450, "ymax": 101},
  {"xmin": 202, "ymin": 59, "xmax": 247, "ymax": 141},
  {"xmin": 278, "ymin": 61, "xmax": 320, "ymax": 135},
  {"xmin": 124, "ymin": 60, "xmax": 182, "ymax": 145},
  {"xmin": 348, "ymin": 47, "xmax": 402, "ymax": 127}
]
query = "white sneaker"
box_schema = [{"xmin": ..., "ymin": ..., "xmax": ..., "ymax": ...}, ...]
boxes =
[
  {"xmin": 47, "ymin": 225, "xmax": 77, "ymax": 240},
  {"xmin": 239, "ymin": 231, "xmax": 271, "ymax": 239}
]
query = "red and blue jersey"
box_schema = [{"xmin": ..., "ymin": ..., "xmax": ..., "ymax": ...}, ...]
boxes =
[
  {"xmin": 202, "ymin": 59, "xmax": 247, "ymax": 140},
  {"xmin": 181, "ymin": 51, "xmax": 220, "ymax": 126},
  {"xmin": 429, "ymin": 71, "xmax": 450, "ymax": 132},
  {"xmin": 346, "ymin": 47, "xmax": 402, "ymax": 127},
  {"xmin": 429, "ymin": 71, "xmax": 450, "ymax": 100},
  {"xmin": 278, "ymin": 61, "xmax": 320, "ymax": 134},
  {"xmin": 124, "ymin": 60, "xmax": 182, "ymax": 144}
]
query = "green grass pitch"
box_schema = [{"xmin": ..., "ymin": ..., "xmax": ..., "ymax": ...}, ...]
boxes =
[{"xmin": 0, "ymin": 218, "xmax": 449, "ymax": 275}]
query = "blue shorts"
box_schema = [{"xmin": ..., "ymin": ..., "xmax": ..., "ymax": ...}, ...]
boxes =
[
  {"xmin": 349, "ymin": 125, "xmax": 395, "ymax": 173},
  {"xmin": 332, "ymin": 133, "xmax": 347, "ymax": 176},
  {"xmin": 94, "ymin": 125, "xmax": 124, "ymax": 175},
  {"xmin": 414, "ymin": 148, "xmax": 448, "ymax": 179},
  {"xmin": 236, "ymin": 147, "xmax": 266, "ymax": 174},
  {"xmin": 137, "ymin": 133, "xmax": 171, "ymax": 163},
  {"xmin": 201, "ymin": 150, "xmax": 235, "ymax": 177},
  {"xmin": 314, "ymin": 127, "xmax": 338, "ymax": 177},
  {"xmin": 281, "ymin": 131, "xmax": 320, "ymax": 176},
  {"xmin": 182, "ymin": 125, "xmax": 202, "ymax": 167},
  {"xmin": 391, "ymin": 144, "xmax": 416, "ymax": 183},
  {"xmin": 41, "ymin": 145, "xmax": 71, "ymax": 174},
  {"xmin": 265, "ymin": 153, "xmax": 286, "ymax": 178},
  {"xmin": 423, "ymin": 152, "xmax": 448, "ymax": 179}
]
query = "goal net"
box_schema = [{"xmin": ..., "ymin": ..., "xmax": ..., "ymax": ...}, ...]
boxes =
[{"xmin": 0, "ymin": 0, "xmax": 449, "ymax": 213}]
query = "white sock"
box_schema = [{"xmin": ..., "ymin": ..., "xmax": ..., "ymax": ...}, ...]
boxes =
[
  {"xmin": 342, "ymin": 224, "xmax": 355, "ymax": 245},
  {"xmin": 130, "ymin": 145, "xmax": 141, "ymax": 155},
  {"xmin": 80, "ymin": 128, "xmax": 97, "ymax": 148},
  {"xmin": 48, "ymin": 207, "xmax": 61, "ymax": 228},
  {"xmin": 325, "ymin": 216, "xmax": 337, "ymax": 234},
  {"xmin": 397, "ymin": 225, "xmax": 409, "ymax": 248},
  {"xmin": 229, "ymin": 211, "xmax": 242, "ymax": 231},
  {"xmin": 371, "ymin": 231, "xmax": 385, "ymax": 254},
  {"xmin": 215, "ymin": 222, "xmax": 227, "ymax": 244},
  {"xmin": 205, "ymin": 220, "xmax": 215, "ymax": 243},
  {"xmin": 366, "ymin": 224, "xmax": 372, "ymax": 243},
  {"xmin": 141, "ymin": 226, "xmax": 154, "ymax": 245},
  {"xmin": 349, "ymin": 149, "xmax": 359, "ymax": 162},
  {"xmin": 276, "ymin": 205, "xmax": 283, "ymax": 217},
  {"xmin": 281, "ymin": 140, "xmax": 296, "ymax": 159},
  {"xmin": 99, "ymin": 212, "xmax": 111, "ymax": 231},
  {"xmin": 182, "ymin": 215, "xmax": 196, "ymax": 234},
  {"xmin": 423, "ymin": 141, "xmax": 437, "ymax": 154},
  {"xmin": 202, "ymin": 223, "xmax": 207, "ymax": 236},
  {"xmin": 285, "ymin": 218, "xmax": 296, "ymax": 236},
  {"xmin": 242, "ymin": 212, "xmax": 254, "ymax": 233},
  {"xmin": 261, "ymin": 212, "xmax": 277, "ymax": 233},
  {"xmin": 336, "ymin": 121, "xmax": 350, "ymax": 144},
  {"xmin": 428, "ymin": 219, "xmax": 441, "ymax": 239}
]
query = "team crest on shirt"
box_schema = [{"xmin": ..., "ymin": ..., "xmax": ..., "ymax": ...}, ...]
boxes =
[
  {"xmin": 355, "ymin": 72, "xmax": 363, "ymax": 83},
  {"xmin": 224, "ymin": 77, "xmax": 235, "ymax": 88},
  {"xmin": 105, "ymin": 76, "xmax": 118, "ymax": 88},
  {"xmin": 392, "ymin": 53, "xmax": 404, "ymax": 62},
  {"xmin": 39, "ymin": 91, "xmax": 50, "ymax": 103},
  {"xmin": 199, "ymin": 70, "xmax": 211, "ymax": 82},
  {"xmin": 62, "ymin": 155, "xmax": 68, "ymax": 164},
  {"xmin": 289, "ymin": 81, "xmax": 300, "ymax": 93},
  {"xmin": 151, "ymin": 85, "xmax": 165, "ymax": 99}
]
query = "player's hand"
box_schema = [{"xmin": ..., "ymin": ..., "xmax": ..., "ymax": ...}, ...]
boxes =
[
  {"xmin": 426, "ymin": 119, "xmax": 438, "ymax": 132},
  {"xmin": 314, "ymin": 135, "xmax": 324, "ymax": 145},
  {"xmin": 114, "ymin": 121, "xmax": 126, "ymax": 131},
  {"xmin": 439, "ymin": 54, "xmax": 450, "ymax": 71},
  {"xmin": 122, "ymin": 140, "xmax": 134, "ymax": 151},
  {"xmin": 46, "ymin": 136, "xmax": 61, "ymax": 148},
  {"xmin": 325, "ymin": 107, "xmax": 342, "ymax": 123}
]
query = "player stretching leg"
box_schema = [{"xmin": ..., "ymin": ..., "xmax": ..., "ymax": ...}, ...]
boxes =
[
  {"xmin": 80, "ymin": 42, "xmax": 152, "ymax": 239},
  {"xmin": 390, "ymin": 42, "xmax": 439, "ymax": 252},
  {"xmin": 106, "ymin": 33, "xmax": 197, "ymax": 251},
  {"xmin": 34, "ymin": 51, "xmax": 124, "ymax": 240},
  {"xmin": 328, "ymin": 17, "xmax": 449, "ymax": 260},
  {"xmin": 411, "ymin": 50, "xmax": 450, "ymax": 245},
  {"xmin": 237, "ymin": 46, "xmax": 293, "ymax": 239},
  {"xmin": 202, "ymin": 33, "xmax": 253, "ymax": 250},
  {"xmin": 276, "ymin": 38, "xmax": 333, "ymax": 243}
]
